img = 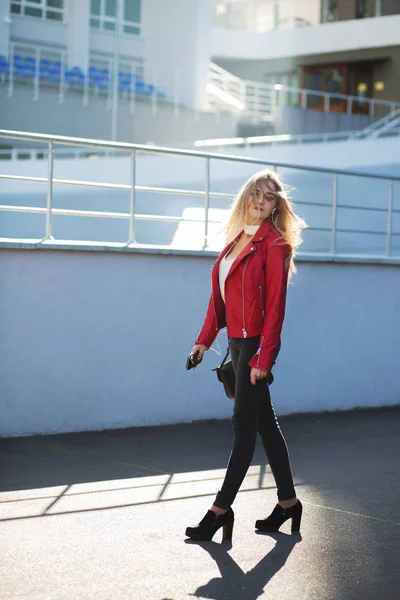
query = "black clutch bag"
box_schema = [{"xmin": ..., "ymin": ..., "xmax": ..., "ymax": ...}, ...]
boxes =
[
  {"xmin": 212, "ymin": 347, "xmax": 275, "ymax": 401},
  {"xmin": 212, "ymin": 347, "xmax": 236, "ymax": 400}
]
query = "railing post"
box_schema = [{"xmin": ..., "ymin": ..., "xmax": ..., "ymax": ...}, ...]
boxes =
[
  {"xmin": 83, "ymin": 61, "xmax": 89, "ymax": 108},
  {"xmin": 203, "ymin": 157, "xmax": 210, "ymax": 250},
  {"xmin": 34, "ymin": 46, "xmax": 40, "ymax": 101},
  {"xmin": 8, "ymin": 42, "xmax": 14, "ymax": 98},
  {"xmin": 369, "ymin": 99, "xmax": 375, "ymax": 117},
  {"xmin": 386, "ymin": 180, "xmax": 393, "ymax": 256},
  {"xmin": 127, "ymin": 150, "xmax": 136, "ymax": 245},
  {"xmin": 130, "ymin": 62, "xmax": 136, "ymax": 114},
  {"xmin": 347, "ymin": 97, "xmax": 353, "ymax": 115},
  {"xmin": 301, "ymin": 89, "xmax": 307, "ymax": 110},
  {"xmin": 44, "ymin": 141, "xmax": 54, "ymax": 240},
  {"xmin": 152, "ymin": 66, "xmax": 158, "ymax": 116},
  {"xmin": 330, "ymin": 173, "xmax": 338, "ymax": 254},
  {"xmin": 59, "ymin": 50, "xmax": 65, "ymax": 104},
  {"xmin": 173, "ymin": 69, "xmax": 180, "ymax": 119},
  {"xmin": 254, "ymin": 84, "xmax": 260, "ymax": 121},
  {"xmin": 240, "ymin": 79, "xmax": 246, "ymax": 114}
]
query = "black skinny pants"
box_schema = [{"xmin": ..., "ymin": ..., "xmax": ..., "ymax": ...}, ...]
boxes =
[{"xmin": 214, "ymin": 336, "xmax": 296, "ymax": 509}]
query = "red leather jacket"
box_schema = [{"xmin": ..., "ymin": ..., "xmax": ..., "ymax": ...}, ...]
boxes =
[{"xmin": 195, "ymin": 218, "xmax": 291, "ymax": 373}]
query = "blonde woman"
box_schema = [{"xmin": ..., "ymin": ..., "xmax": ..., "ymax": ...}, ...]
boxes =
[{"xmin": 185, "ymin": 169, "xmax": 307, "ymax": 542}]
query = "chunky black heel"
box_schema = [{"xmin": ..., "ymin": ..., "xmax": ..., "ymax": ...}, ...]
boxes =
[
  {"xmin": 291, "ymin": 503, "xmax": 302, "ymax": 533},
  {"xmin": 185, "ymin": 507, "xmax": 234, "ymax": 542},
  {"xmin": 222, "ymin": 519, "xmax": 234, "ymax": 540},
  {"xmin": 255, "ymin": 500, "xmax": 302, "ymax": 534}
]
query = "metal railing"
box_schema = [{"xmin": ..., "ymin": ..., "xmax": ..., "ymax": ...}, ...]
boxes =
[
  {"xmin": 0, "ymin": 128, "xmax": 399, "ymax": 258},
  {"xmin": 3, "ymin": 40, "xmax": 398, "ymax": 127},
  {"xmin": 353, "ymin": 107, "xmax": 400, "ymax": 139},
  {"xmin": 214, "ymin": 0, "xmax": 399, "ymax": 33},
  {"xmin": 194, "ymin": 130, "xmax": 370, "ymax": 150},
  {"xmin": 1, "ymin": 41, "xmax": 192, "ymax": 116},
  {"xmin": 208, "ymin": 62, "xmax": 400, "ymax": 121}
]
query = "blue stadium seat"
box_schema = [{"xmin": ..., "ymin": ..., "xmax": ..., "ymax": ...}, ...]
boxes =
[
  {"xmin": 4, "ymin": 53, "xmax": 167, "ymax": 97},
  {"xmin": 0, "ymin": 55, "xmax": 10, "ymax": 75},
  {"xmin": 25, "ymin": 57, "xmax": 36, "ymax": 69},
  {"xmin": 12, "ymin": 56, "xmax": 34, "ymax": 79},
  {"xmin": 65, "ymin": 66, "xmax": 85, "ymax": 85}
]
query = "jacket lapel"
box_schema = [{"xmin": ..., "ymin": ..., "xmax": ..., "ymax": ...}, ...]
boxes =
[
  {"xmin": 225, "ymin": 219, "xmax": 274, "ymax": 279},
  {"xmin": 211, "ymin": 218, "xmax": 274, "ymax": 289}
]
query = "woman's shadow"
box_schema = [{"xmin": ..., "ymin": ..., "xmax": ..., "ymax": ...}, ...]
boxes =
[{"xmin": 185, "ymin": 531, "xmax": 301, "ymax": 600}]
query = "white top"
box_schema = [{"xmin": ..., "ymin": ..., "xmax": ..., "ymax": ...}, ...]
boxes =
[{"xmin": 219, "ymin": 250, "xmax": 235, "ymax": 303}]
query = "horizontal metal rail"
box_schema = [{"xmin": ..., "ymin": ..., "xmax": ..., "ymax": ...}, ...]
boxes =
[
  {"xmin": 194, "ymin": 130, "xmax": 370, "ymax": 149},
  {"xmin": 208, "ymin": 62, "xmax": 400, "ymax": 120},
  {"xmin": 0, "ymin": 129, "xmax": 399, "ymax": 256},
  {"xmin": 1, "ymin": 129, "xmax": 400, "ymax": 181}
]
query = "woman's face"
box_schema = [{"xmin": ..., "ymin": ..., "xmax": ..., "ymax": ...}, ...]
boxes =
[{"xmin": 246, "ymin": 182, "xmax": 278, "ymax": 225}]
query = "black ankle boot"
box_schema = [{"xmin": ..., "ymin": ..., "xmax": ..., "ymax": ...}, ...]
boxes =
[
  {"xmin": 185, "ymin": 507, "xmax": 234, "ymax": 541},
  {"xmin": 255, "ymin": 500, "xmax": 302, "ymax": 534}
]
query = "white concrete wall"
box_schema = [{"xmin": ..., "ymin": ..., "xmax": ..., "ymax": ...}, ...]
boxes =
[
  {"xmin": 141, "ymin": 0, "xmax": 213, "ymax": 109},
  {"xmin": 1, "ymin": 135, "xmax": 399, "ymax": 253},
  {"xmin": 89, "ymin": 29, "xmax": 145, "ymax": 65},
  {"xmin": 192, "ymin": 135, "xmax": 400, "ymax": 171},
  {"xmin": 9, "ymin": 12, "xmax": 67, "ymax": 50},
  {"xmin": 66, "ymin": 0, "xmax": 90, "ymax": 71},
  {"xmin": 0, "ymin": 248, "xmax": 399, "ymax": 437},
  {"xmin": 0, "ymin": 0, "xmax": 10, "ymax": 55},
  {"xmin": 212, "ymin": 14, "xmax": 400, "ymax": 61}
]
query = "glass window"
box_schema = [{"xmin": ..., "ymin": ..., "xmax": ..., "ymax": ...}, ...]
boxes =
[
  {"xmin": 124, "ymin": 24, "xmax": 140, "ymax": 35},
  {"xmin": 90, "ymin": 0, "xmax": 141, "ymax": 35},
  {"xmin": 46, "ymin": 9, "xmax": 62, "ymax": 21},
  {"xmin": 10, "ymin": 0, "xmax": 64, "ymax": 21},
  {"xmin": 124, "ymin": 0, "xmax": 141, "ymax": 24},
  {"xmin": 25, "ymin": 6, "xmax": 42, "ymax": 17},
  {"xmin": 105, "ymin": 0, "xmax": 116, "ymax": 18},
  {"xmin": 305, "ymin": 71, "xmax": 323, "ymax": 107},
  {"xmin": 381, "ymin": 0, "xmax": 400, "ymax": 15},
  {"xmin": 91, "ymin": 0, "xmax": 101, "ymax": 16}
]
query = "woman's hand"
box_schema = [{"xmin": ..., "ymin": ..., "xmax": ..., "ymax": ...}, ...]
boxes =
[
  {"xmin": 250, "ymin": 367, "xmax": 268, "ymax": 385},
  {"xmin": 190, "ymin": 344, "xmax": 207, "ymax": 367}
]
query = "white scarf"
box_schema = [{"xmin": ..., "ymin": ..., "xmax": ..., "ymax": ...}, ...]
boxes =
[{"xmin": 244, "ymin": 223, "xmax": 261, "ymax": 236}]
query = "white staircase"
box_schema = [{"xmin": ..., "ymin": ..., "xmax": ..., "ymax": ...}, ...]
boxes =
[
  {"xmin": 207, "ymin": 62, "xmax": 276, "ymax": 122},
  {"xmin": 353, "ymin": 107, "xmax": 400, "ymax": 139}
]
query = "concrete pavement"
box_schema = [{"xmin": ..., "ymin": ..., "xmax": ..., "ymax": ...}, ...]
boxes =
[{"xmin": 1, "ymin": 407, "xmax": 399, "ymax": 599}]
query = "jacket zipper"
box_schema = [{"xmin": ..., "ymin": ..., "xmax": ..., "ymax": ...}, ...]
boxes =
[
  {"xmin": 259, "ymin": 286, "xmax": 265, "ymax": 318},
  {"xmin": 256, "ymin": 335, "xmax": 264, "ymax": 367},
  {"xmin": 211, "ymin": 289, "xmax": 218, "ymax": 331},
  {"xmin": 242, "ymin": 257, "xmax": 250, "ymax": 337}
]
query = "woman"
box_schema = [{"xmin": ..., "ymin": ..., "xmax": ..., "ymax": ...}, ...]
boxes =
[{"xmin": 185, "ymin": 169, "xmax": 307, "ymax": 542}]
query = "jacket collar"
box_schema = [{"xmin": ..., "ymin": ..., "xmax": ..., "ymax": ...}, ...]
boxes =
[
  {"xmin": 212, "ymin": 217, "xmax": 275, "ymax": 284},
  {"xmin": 251, "ymin": 217, "xmax": 274, "ymax": 242}
]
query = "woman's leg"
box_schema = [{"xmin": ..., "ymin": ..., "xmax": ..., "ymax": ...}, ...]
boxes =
[
  {"xmin": 213, "ymin": 337, "xmax": 267, "ymax": 510},
  {"xmin": 257, "ymin": 387, "xmax": 296, "ymax": 501}
]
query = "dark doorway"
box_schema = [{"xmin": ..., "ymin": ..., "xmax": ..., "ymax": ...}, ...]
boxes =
[{"xmin": 302, "ymin": 62, "xmax": 374, "ymax": 113}]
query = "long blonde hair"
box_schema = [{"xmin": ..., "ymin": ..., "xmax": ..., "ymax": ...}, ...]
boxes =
[{"xmin": 225, "ymin": 169, "xmax": 308, "ymax": 284}]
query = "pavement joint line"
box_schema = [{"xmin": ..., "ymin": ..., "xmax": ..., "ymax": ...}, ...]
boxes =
[
  {"xmin": 0, "ymin": 482, "xmax": 288, "ymax": 505},
  {"xmin": 302, "ymin": 501, "xmax": 400, "ymax": 526},
  {"xmin": 8, "ymin": 446, "xmax": 399, "ymax": 526},
  {"xmin": 41, "ymin": 443, "xmax": 170, "ymax": 475},
  {"xmin": 2, "ymin": 489, "xmax": 399, "ymax": 526}
]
